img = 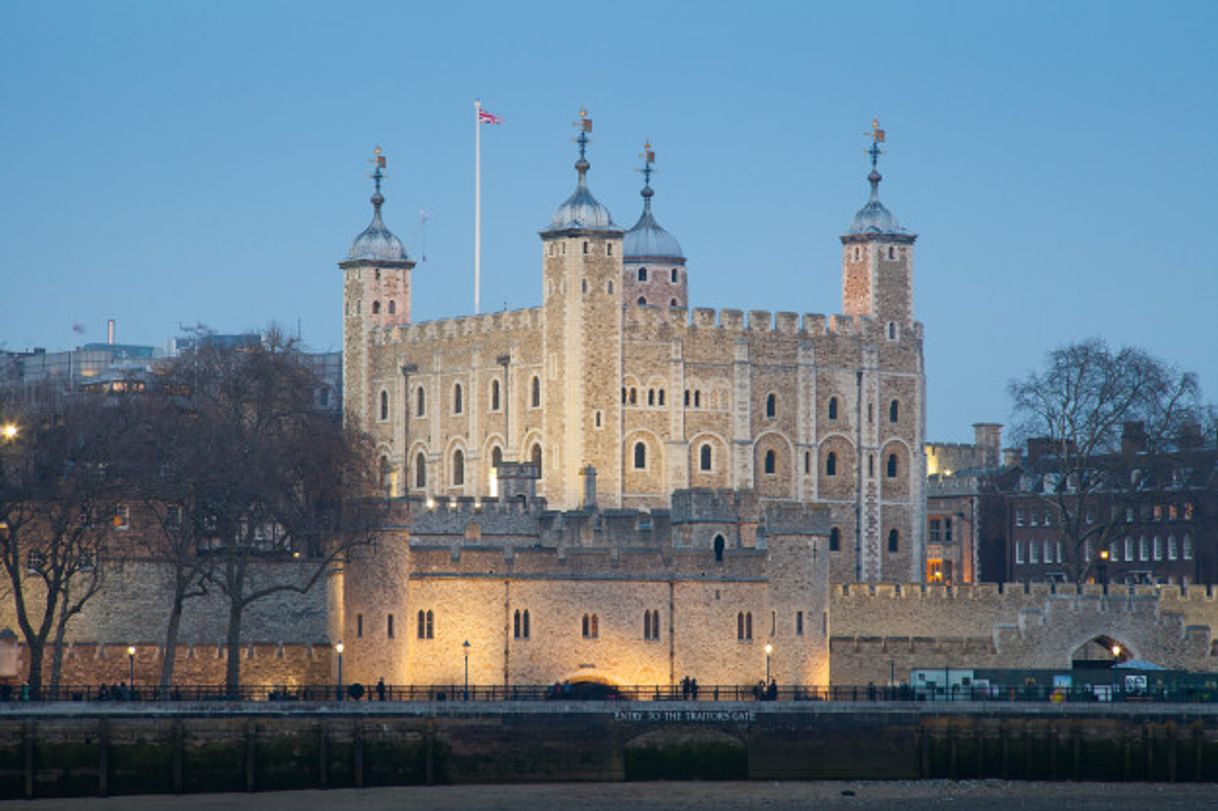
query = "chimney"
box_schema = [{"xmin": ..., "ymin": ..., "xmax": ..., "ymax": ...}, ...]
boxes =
[
  {"xmin": 1178, "ymin": 421, "xmax": 1202, "ymax": 450},
  {"xmin": 972, "ymin": 422, "xmax": 1003, "ymax": 468},
  {"xmin": 1002, "ymin": 448, "xmax": 1022, "ymax": 468},
  {"xmin": 1121, "ymin": 421, "xmax": 1146, "ymax": 456},
  {"xmin": 1026, "ymin": 437, "xmax": 1055, "ymax": 467},
  {"xmin": 107, "ymin": 319, "xmax": 116, "ymax": 345},
  {"xmin": 580, "ymin": 464, "xmax": 598, "ymax": 510}
]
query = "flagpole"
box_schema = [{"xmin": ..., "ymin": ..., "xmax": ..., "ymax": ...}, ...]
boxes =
[{"xmin": 474, "ymin": 99, "xmax": 482, "ymax": 315}]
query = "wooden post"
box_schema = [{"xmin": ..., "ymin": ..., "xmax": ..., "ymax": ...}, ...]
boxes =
[
  {"xmin": 245, "ymin": 721, "xmax": 256, "ymax": 792},
  {"xmin": 1168, "ymin": 722, "xmax": 1177, "ymax": 783},
  {"xmin": 172, "ymin": 720, "xmax": 184, "ymax": 794},
  {"xmin": 23, "ymin": 719, "xmax": 34, "ymax": 800},
  {"xmin": 353, "ymin": 721, "xmax": 364, "ymax": 788},
  {"xmin": 318, "ymin": 721, "xmax": 328, "ymax": 788},
  {"xmin": 1194, "ymin": 723, "xmax": 1204, "ymax": 783},
  {"xmin": 1072, "ymin": 726, "xmax": 1081, "ymax": 781},
  {"xmin": 1000, "ymin": 721, "xmax": 1009, "ymax": 780},
  {"xmin": 425, "ymin": 718, "xmax": 435, "ymax": 786},
  {"xmin": 98, "ymin": 718, "xmax": 109, "ymax": 797}
]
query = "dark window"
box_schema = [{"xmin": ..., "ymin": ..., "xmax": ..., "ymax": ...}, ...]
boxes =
[
  {"xmin": 737, "ymin": 612, "xmax": 745, "ymax": 640},
  {"xmin": 887, "ymin": 453, "xmax": 898, "ymax": 478},
  {"xmin": 372, "ymin": 300, "xmax": 381, "ymax": 314},
  {"xmin": 714, "ymin": 534, "xmax": 725, "ymax": 562},
  {"xmin": 452, "ymin": 450, "xmax": 464, "ymax": 486},
  {"xmin": 684, "ymin": 389, "xmax": 690, "ymax": 406},
  {"xmin": 634, "ymin": 442, "xmax": 647, "ymax": 469},
  {"xmin": 829, "ymin": 527, "xmax": 841, "ymax": 551},
  {"xmin": 514, "ymin": 610, "xmax": 521, "ymax": 638},
  {"xmin": 357, "ymin": 613, "xmax": 364, "ymax": 639},
  {"xmin": 671, "ymin": 268, "xmax": 678, "ymax": 283},
  {"xmin": 888, "ymin": 322, "xmax": 896, "ymax": 339},
  {"xmin": 826, "ymin": 452, "xmax": 837, "ymax": 476},
  {"xmin": 694, "ymin": 390, "xmax": 701, "ymax": 408},
  {"xmin": 700, "ymin": 444, "xmax": 712, "ymax": 471},
  {"xmin": 388, "ymin": 300, "xmax": 396, "ymax": 314},
  {"xmin": 531, "ymin": 376, "xmax": 541, "ymax": 407},
  {"xmin": 582, "ymin": 241, "xmax": 588, "ymax": 254},
  {"xmin": 638, "ymin": 267, "xmax": 648, "ymax": 281},
  {"xmin": 415, "ymin": 453, "xmax": 426, "ymax": 488},
  {"xmin": 426, "ymin": 610, "xmax": 433, "ymax": 638},
  {"xmin": 796, "ymin": 611, "xmax": 804, "ymax": 636},
  {"xmin": 658, "ymin": 390, "xmax": 665, "ymax": 406},
  {"xmin": 804, "ymin": 451, "xmax": 810, "ymax": 474},
  {"xmin": 764, "ymin": 449, "xmax": 776, "ymax": 475},
  {"xmin": 637, "ymin": 296, "xmax": 647, "ymax": 306},
  {"xmin": 531, "ymin": 443, "xmax": 542, "ymax": 471},
  {"xmin": 416, "ymin": 387, "xmax": 425, "ymax": 416},
  {"xmin": 828, "ymin": 397, "xmax": 838, "ymax": 420},
  {"xmin": 453, "ymin": 383, "xmax": 463, "ymax": 414},
  {"xmin": 417, "ymin": 610, "xmax": 435, "ymax": 639},
  {"xmin": 648, "ymin": 389, "xmax": 655, "ymax": 406},
  {"xmin": 582, "ymin": 613, "xmax": 599, "ymax": 639},
  {"xmin": 888, "ymin": 529, "xmax": 899, "ymax": 553},
  {"xmin": 491, "ymin": 379, "xmax": 501, "ymax": 411},
  {"xmin": 523, "ymin": 609, "xmax": 530, "ymax": 638},
  {"xmin": 766, "ymin": 393, "xmax": 777, "ymax": 418},
  {"xmin": 387, "ymin": 614, "xmax": 394, "ymax": 639},
  {"xmin": 380, "ymin": 390, "xmax": 389, "ymax": 420},
  {"xmin": 745, "ymin": 612, "xmax": 753, "ymax": 640},
  {"xmin": 629, "ymin": 388, "xmax": 638, "ymax": 405},
  {"xmin": 889, "ymin": 399, "xmax": 899, "ymax": 423},
  {"xmin": 670, "ymin": 298, "xmax": 678, "ymax": 307}
]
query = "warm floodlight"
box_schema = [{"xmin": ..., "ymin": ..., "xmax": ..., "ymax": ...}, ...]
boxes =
[{"xmin": 0, "ymin": 423, "xmax": 17, "ymax": 441}]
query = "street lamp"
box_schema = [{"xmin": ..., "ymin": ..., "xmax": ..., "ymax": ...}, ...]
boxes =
[
  {"xmin": 1099, "ymin": 549, "xmax": 1110, "ymax": 589},
  {"xmin": 463, "ymin": 640, "xmax": 471, "ymax": 701},
  {"xmin": 764, "ymin": 643, "xmax": 773, "ymax": 684},
  {"xmin": 0, "ymin": 423, "xmax": 17, "ymax": 442},
  {"xmin": 336, "ymin": 642, "xmax": 345, "ymax": 696},
  {"xmin": 127, "ymin": 645, "xmax": 135, "ymax": 696}
]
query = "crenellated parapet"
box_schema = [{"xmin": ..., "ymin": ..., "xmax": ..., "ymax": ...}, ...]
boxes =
[{"xmin": 383, "ymin": 306, "xmax": 543, "ymax": 346}]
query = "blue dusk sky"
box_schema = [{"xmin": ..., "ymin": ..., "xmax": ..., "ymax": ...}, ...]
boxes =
[{"xmin": 1, "ymin": 1, "xmax": 1215, "ymax": 443}]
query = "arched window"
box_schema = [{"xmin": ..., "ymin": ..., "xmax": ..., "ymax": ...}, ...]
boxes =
[
  {"xmin": 582, "ymin": 613, "xmax": 598, "ymax": 639},
  {"xmin": 764, "ymin": 449, "xmax": 776, "ymax": 475},
  {"xmin": 379, "ymin": 390, "xmax": 389, "ymax": 421},
  {"xmin": 531, "ymin": 443, "xmax": 542, "ymax": 471},
  {"xmin": 887, "ymin": 453, "xmax": 898, "ymax": 478},
  {"xmin": 416, "ymin": 386, "xmax": 425, "ymax": 417},
  {"xmin": 648, "ymin": 389, "xmax": 655, "ymax": 406},
  {"xmin": 417, "ymin": 609, "xmax": 434, "ymax": 639},
  {"xmin": 629, "ymin": 388, "xmax": 638, "ymax": 405},
  {"xmin": 492, "ymin": 446, "xmax": 503, "ymax": 470},
  {"xmin": 453, "ymin": 383, "xmax": 463, "ymax": 414},
  {"xmin": 766, "ymin": 393, "xmax": 777, "ymax": 418},
  {"xmin": 826, "ymin": 452, "xmax": 837, "ymax": 476},
  {"xmin": 829, "ymin": 527, "xmax": 841, "ymax": 552},
  {"xmin": 887, "ymin": 322, "xmax": 896, "ymax": 340},
  {"xmin": 633, "ymin": 441, "xmax": 647, "ymax": 469},
  {"xmin": 514, "ymin": 610, "xmax": 521, "ymax": 638},
  {"xmin": 637, "ymin": 296, "xmax": 647, "ymax": 306},
  {"xmin": 523, "ymin": 609, "xmax": 530, "ymax": 638},
  {"xmin": 388, "ymin": 300, "xmax": 396, "ymax": 315},
  {"xmin": 638, "ymin": 267, "xmax": 648, "ymax": 282},
  {"xmin": 828, "ymin": 397, "xmax": 839, "ymax": 420},
  {"xmin": 670, "ymin": 298, "xmax": 678, "ymax": 307},
  {"xmin": 514, "ymin": 609, "xmax": 530, "ymax": 639},
  {"xmin": 714, "ymin": 534, "xmax": 725, "ymax": 562},
  {"xmin": 452, "ymin": 449, "xmax": 464, "ymax": 486},
  {"xmin": 694, "ymin": 390, "xmax": 701, "ymax": 408},
  {"xmin": 887, "ymin": 529, "xmax": 899, "ymax": 553},
  {"xmin": 745, "ymin": 612, "xmax": 753, "ymax": 640},
  {"xmin": 531, "ymin": 376, "xmax": 541, "ymax": 408},
  {"xmin": 415, "ymin": 453, "xmax": 426, "ymax": 488},
  {"xmin": 372, "ymin": 300, "xmax": 381, "ymax": 314},
  {"xmin": 737, "ymin": 612, "xmax": 745, "ymax": 640},
  {"xmin": 491, "ymin": 379, "xmax": 501, "ymax": 411},
  {"xmin": 671, "ymin": 268, "xmax": 678, "ymax": 283},
  {"xmin": 658, "ymin": 390, "xmax": 665, "ymax": 406},
  {"xmin": 417, "ymin": 610, "xmax": 425, "ymax": 639},
  {"xmin": 804, "ymin": 451, "xmax": 811, "ymax": 474},
  {"xmin": 889, "ymin": 399, "xmax": 899, "ymax": 423},
  {"xmin": 700, "ymin": 444, "xmax": 712, "ymax": 471}
]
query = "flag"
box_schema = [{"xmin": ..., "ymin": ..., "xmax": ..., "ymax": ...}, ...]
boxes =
[{"xmin": 478, "ymin": 109, "xmax": 503, "ymax": 125}]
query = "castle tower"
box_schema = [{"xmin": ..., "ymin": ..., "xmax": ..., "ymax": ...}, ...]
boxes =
[
  {"xmin": 623, "ymin": 143, "xmax": 687, "ymax": 309},
  {"xmin": 338, "ymin": 148, "xmax": 415, "ymax": 430},
  {"xmin": 840, "ymin": 120, "xmax": 916, "ymax": 331},
  {"xmin": 537, "ymin": 110, "xmax": 625, "ymax": 508}
]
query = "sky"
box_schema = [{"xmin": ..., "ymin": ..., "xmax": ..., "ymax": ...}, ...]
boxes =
[{"xmin": 1, "ymin": 0, "xmax": 1215, "ymax": 443}]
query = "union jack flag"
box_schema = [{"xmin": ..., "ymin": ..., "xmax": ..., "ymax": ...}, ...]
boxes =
[{"xmin": 478, "ymin": 108, "xmax": 503, "ymax": 125}]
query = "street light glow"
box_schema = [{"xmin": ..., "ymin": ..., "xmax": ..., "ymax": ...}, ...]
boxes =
[
  {"xmin": 1112, "ymin": 644, "xmax": 1122, "ymax": 657},
  {"xmin": 764, "ymin": 643, "xmax": 773, "ymax": 655},
  {"xmin": 0, "ymin": 423, "xmax": 17, "ymax": 441},
  {"xmin": 127, "ymin": 645, "xmax": 135, "ymax": 656},
  {"xmin": 335, "ymin": 641, "xmax": 344, "ymax": 655}
]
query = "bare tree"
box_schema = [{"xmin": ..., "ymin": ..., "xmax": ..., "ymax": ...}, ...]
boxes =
[
  {"xmin": 1008, "ymin": 338, "xmax": 1203, "ymax": 583},
  {"xmin": 152, "ymin": 331, "xmax": 378, "ymax": 695},
  {"xmin": 0, "ymin": 393, "xmax": 130, "ymax": 696}
]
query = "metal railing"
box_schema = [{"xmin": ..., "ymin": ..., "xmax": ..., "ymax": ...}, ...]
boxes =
[{"xmin": 4, "ymin": 682, "xmax": 1217, "ymax": 705}]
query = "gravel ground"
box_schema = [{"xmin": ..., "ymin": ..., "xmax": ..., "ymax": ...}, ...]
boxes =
[{"xmin": 8, "ymin": 781, "xmax": 1218, "ymax": 810}]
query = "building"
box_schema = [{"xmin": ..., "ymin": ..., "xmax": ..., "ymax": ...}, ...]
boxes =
[{"xmin": 341, "ymin": 114, "xmax": 926, "ymax": 584}]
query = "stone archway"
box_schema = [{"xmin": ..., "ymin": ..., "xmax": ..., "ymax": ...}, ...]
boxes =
[{"xmin": 1071, "ymin": 634, "xmax": 1134, "ymax": 667}]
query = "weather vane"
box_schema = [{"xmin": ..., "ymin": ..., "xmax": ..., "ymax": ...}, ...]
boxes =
[
  {"xmin": 573, "ymin": 108, "xmax": 592, "ymax": 160},
  {"xmin": 369, "ymin": 145, "xmax": 387, "ymax": 192},
  {"xmin": 639, "ymin": 140, "xmax": 656, "ymax": 186},
  {"xmin": 866, "ymin": 119, "xmax": 886, "ymax": 170}
]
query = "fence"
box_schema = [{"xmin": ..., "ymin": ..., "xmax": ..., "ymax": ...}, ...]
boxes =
[{"xmin": 5, "ymin": 681, "xmax": 1218, "ymax": 704}]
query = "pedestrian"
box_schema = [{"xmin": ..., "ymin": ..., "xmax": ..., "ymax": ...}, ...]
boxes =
[
  {"xmin": 691, "ymin": 678, "xmax": 699, "ymax": 700},
  {"xmin": 376, "ymin": 677, "xmax": 386, "ymax": 701},
  {"xmin": 767, "ymin": 679, "xmax": 778, "ymax": 701},
  {"xmin": 681, "ymin": 676, "xmax": 689, "ymax": 700}
]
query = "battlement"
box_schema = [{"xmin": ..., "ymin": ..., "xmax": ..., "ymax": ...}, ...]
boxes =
[
  {"xmin": 386, "ymin": 306, "xmax": 543, "ymax": 346},
  {"xmin": 835, "ymin": 581, "xmax": 1218, "ymax": 602},
  {"xmin": 619, "ymin": 304, "xmax": 924, "ymax": 343}
]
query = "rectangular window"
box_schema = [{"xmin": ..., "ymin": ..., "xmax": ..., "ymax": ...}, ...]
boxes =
[
  {"xmin": 1043, "ymin": 540, "xmax": 1052, "ymax": 563},
  {"xmin": 1043, "ymin": 511, "xmax": 1052, "ymax": 527},
  {"xmin": 1169, "ymin": 504, "xmax": 1179, "ymax": 521},
  {"xmin": 1125, "ymin": 537, "xmax": 1134, "ymax": 561},
  {"xmin": 357, "ymin": 613, "xmax": 363, "ymax": 639},
  {"xmin": 388, "ymin": 613, "xmax": 395, "ymax": 639},
  {"xmin": 1126, "ymin": 508, "xmax": 1135, "ymax": 523},
  {"xmin": 1184, "ymin": 536, "xmax": 1193, "ymax": 560},
  {"xmin": 114, "ymin": 504, "xmax": 130, "ymax": 530},
  {"xmin": 944, "ymin": 518, "xmax": 953, "ymax": 543},
  {"xmin": 1030, "ymin": 542, "xmax": 1039, "ymax": 564},
  {"xmin": 1084, "ymin": 541, "xmax": 1092, "ymax": 562},
  {"xmin": 1153, "ymin": 505, "xmax": 1163, "ymax": 522},
  {"xmin": 796, "ymin": 611, "xmax": 804, "ymax": 636},
  {"xmin": 929, "ymin": 519, "xmax": 941, "ymax": 542},
  {"xmin": 1139, "ymin": 537, "xmax": 1149, "ymax": 562},
  {"xmin": 1169, "ymin": 536, "xmax": 1178, "ymax": 560},
  {"xmin": 1015, "ymin": 541, "xmax": 1024, "ymax": 564},
  {"xmin": 1109, "ymin": 540, "xmax": 1119, "ymax": 562},
  {"xmin": 1153, "ymin": 537, "xmax": 1162, "ymax": 562},
  {"xmin": 1085, "ymin": 510, "xmax": 1095, "ymax": 525},
  {"xmin": 1015, "ymin": 510, "xmax": 1025, "ymax": 527},
  {"xmin": 1030, "ymin": 512, "xmax": 1039, "ymax": 527}
]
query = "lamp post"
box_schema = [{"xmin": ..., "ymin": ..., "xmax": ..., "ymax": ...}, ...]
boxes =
[
  {"xmin": 336, "ymin": 642, "xmax": 344, "ymax": 701},
  {"xmin": 463, "ymin": 640, "xmax": 471, "ymax": 701},
  {"xmin": 0, "ymin": 423, "xmax": 17, "ymax": 442},
  {"xmin": 1099, "ymin": 548, "xmax": 1110, "ymax": 589},
  {"xmin": 127, "ymin": 645, "xmax": 135, "ymax": 697},
  {"xmin": 764, "ymin": 643, "xmax": 773, "ymax": 684}
]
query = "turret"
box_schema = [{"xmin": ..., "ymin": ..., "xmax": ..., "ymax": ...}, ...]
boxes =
[{"xmin": 623, "ymin": 143, "xmax": 687, "ymax": 309}]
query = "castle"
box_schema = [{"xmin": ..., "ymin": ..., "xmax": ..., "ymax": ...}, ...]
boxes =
[{"xmin": 340, "ymin": 114, "xmax": 925, "ymax": 585}]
